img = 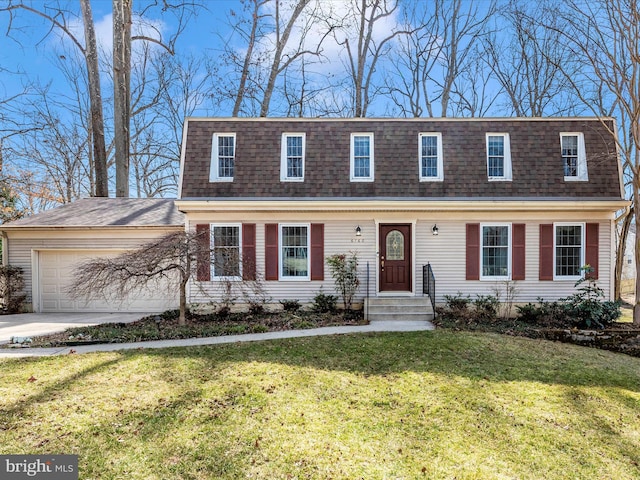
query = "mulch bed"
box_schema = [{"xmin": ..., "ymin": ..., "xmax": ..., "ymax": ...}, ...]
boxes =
[{"xmin": 14, "ymin": 310, "xmax": 367, "ymax": 348}]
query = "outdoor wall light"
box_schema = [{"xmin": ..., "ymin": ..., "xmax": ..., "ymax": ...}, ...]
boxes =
[
  {"xmin": 432, "ymin": 224, "xmax": 439, "ymax": 235},
  {"xmin": 355, "ymin": 225, "xmax": 362, "ymax": 236}
]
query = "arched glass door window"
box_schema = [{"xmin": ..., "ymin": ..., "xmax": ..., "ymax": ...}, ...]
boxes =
[{"xmin": 386, "ymin": 230, "xmax": 404, "ymax": 260}]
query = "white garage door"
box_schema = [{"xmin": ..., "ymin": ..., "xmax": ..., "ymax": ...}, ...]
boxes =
[{"xmin": 38, "ymin": 250, "xmax": 179, "ymax": 313}]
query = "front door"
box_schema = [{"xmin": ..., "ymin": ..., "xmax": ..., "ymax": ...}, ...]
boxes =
[{"xmin": 379, "ymin": 224, "xmax": 412, "ymax": 292}]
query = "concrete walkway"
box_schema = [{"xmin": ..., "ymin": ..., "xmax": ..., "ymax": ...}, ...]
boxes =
[{"xmin": 0, "ymin": 317, "xmax": 434, "ymax": 359}]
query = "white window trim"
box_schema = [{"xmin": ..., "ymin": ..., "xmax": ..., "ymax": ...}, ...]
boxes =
[
  {"xmin": 480, "ymin": 223, "xmax": 512, "ymax": 281},
  {"xmin": 350, "ymin": 132, "xmax": 374, "ymax": 182},
  {"xmin": 418, "ymin": 132, "xmax": 444, "ymax": 182},
  {"xmin": 279, "ymin": 223, "xmax": 311, "ymax": 281},
  {"xmin": 209, "ymin": 133, "xmax": 235, "ymax": 182},
  {"xmin": 210, "ymin": 223, "xmax": 242, "ymax": 280},
  {"xmin": 553, "ymin": 222, "xmax": 585, "ymax": 281},
  {"xmin": 280, "ymin": 132, "xmax": 306, "ymax": 182},
  {"xmin": 486, "ymin": 133, "xmax": 512, "ymax": 181},
  {"xmin": 560, "ymin": 132, "xmax": 588, "ymax": 181}
]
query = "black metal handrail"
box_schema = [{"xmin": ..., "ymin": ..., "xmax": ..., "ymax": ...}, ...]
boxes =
[{"xmin": 423, "ymin": 263, "xmax": 436, "ymax": 318}]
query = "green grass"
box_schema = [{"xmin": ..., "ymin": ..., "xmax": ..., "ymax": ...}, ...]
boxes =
[{"xmin": 1, "ymin": 331, "xmax": 639, "ymax": 479}]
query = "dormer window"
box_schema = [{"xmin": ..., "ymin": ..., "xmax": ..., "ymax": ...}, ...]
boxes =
[
  {"xmin": 350, "ymin": 133, "xmax": 374, "ymax": 181},
  {"xmin": 561, "ymin": 132, "xmax": 587, "ymax": 181},
  {"xmin": 281, "ymin": 133, "xmax": 305, "ymax": 181},
  {"xmin": 419, "ymin": 133, "xmax": 444, "ymax": 181},
  {"xmin": 210, "ymin": 133, "xmax": 235, "ymax": 182},
  {"xmin": 486, "ymin": 133, "xmax": 512, "ymax": 181}
]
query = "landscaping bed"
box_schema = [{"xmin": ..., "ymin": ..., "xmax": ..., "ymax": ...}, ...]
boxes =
[
  {"xmin": 17, "ymin": 309, "xmax": 366, "ymax": 348},
  {"xmin": 434, "ymin": 313, "xmax": 640, "ymax": 357}
]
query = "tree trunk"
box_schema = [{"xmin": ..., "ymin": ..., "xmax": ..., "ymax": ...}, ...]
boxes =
[
  {"xmin": 615, "ymin": 206, "xmax": 633, "ymax": 301},
  {"xmin": 80, "ymin": 0, "xmax": 109, "ymax": 197},
  {"xmin": 179, "ymin": 276, "xmax": 188, "ymax": 325},
  {"xmin": 113, "ymin": 0, "xmax": 132, "ymax": 197}
]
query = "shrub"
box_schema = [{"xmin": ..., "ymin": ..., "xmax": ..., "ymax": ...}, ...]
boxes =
[
  {"xmin": 443, "ymin": 293, "xmax": 471, "ymax": 315},
  {"xmin": 560, "ymin": 270, "xmax": 621, "ymax": 329},
  {"xmin": 473, "ymin": 295, "xmax": 499, "ymax": 322},
  {"xmin": 312, "ymin": 290, "xmax": 338, "ymax": 313},
  {"xmin": 439, "ymin": 293, "xmax": 499, "ymax": 324},
  {"xmin": 326, "ymin": 252, "xmax": 360, "ymax": 311},
  {"xmin": 0, "ymin": 265, "xmax": 26, "ymax": 314},
  {"xmin": 280, "ymin": 299, "xmax": 301, "ymax": 312},
  {"xmin": 515, "ymin": 270, "xmax": 622, "ymax": 329}
]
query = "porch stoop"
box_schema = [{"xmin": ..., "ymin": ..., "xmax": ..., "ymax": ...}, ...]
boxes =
[{"xmin": 364, "ymin": 297, "xmax": 435, "ymax": 323}]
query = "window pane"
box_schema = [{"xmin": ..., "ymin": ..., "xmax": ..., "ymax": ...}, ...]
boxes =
[
  {"xmin": 218, "ymin": 136, "xmax": 234, "ymax": 178},
  {"xmin": 287, "ymin": 136, "xmax": 303, "ymax": 178},
  {"xmin": 386, "ymin": 230, "xmax": 404, "ymax": 260},
  {"xmin": 488, "ymin": 136, "xmax": 504, "ymax": 177},
  {"xmin": 213, "ymin": 226, "xmax": 240, "ymax": 277},
  {"xmin": 353, "ymin": 136, "xmax": 370, "ymax": 177},
  {"xmin": 421, "ymin": 136, "xmax": 438, "ymax": 177},
  {"xmin": 282, "ymin": 226, "xmax": 308, "ymax": 277},
  {"xmin": 556, "ymin": 225, "xmax": 582, "ymax": 276},
  {"xmin": 482, "ymin": 226, "xmax": 508, "ymax": 277},
  {"xmin": 562, "ymin": 135, "xmax": 578, "ymax": 176}
]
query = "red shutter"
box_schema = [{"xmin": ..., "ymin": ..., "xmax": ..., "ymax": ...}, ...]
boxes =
[
  {"xmin": 539, "ymin": 224, "xmax": 554, "ymax": 281},
  {"xmin": 585, "ymin": 223, "xmax": 599, "ymax": 279},
  {"xmin": 196, "ymin": 224, "xmax": 211, "ymax": 281},
  {"xmin": 310, "ymin": 223, "xmax": 324, "ymax": 281},
  {"xmin": 242, "ymin": 223, "xmax": 256, "ymax": 281},
  {"xmin": 512, "ymin": 223, "xmax": 526, "ymax": 280},
  {"xmin": 265, "ymin": 223, "xmax": 279, "ymax": 281},
  {"xmin": 466, "ymin": 223, "xmax": 480, "ymax": 280}
]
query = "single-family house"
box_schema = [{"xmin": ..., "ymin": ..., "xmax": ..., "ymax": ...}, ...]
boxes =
[
  {"xmin": 0, "ymin": 117, "xmax": 627, "ymax": 318},
  {"xmin": 176, "ymin": 117, "xmax": 627, "ymax": 317}
]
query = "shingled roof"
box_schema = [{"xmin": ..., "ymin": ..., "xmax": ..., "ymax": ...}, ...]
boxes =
[
  {"xmin": 1, "ymin": 198, "xmax": 185, "ymax": 229},
  {"xmin": 179, "ymin": 117, "xmax": 624, "ymax": 201}
]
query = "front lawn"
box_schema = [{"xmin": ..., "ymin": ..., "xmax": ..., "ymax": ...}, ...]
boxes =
[{"xmin": 1, "ymin": 331, "xmax": 639, "ymax": 479}]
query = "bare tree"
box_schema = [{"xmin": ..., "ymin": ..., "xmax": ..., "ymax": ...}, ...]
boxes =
[
  {"xmin": 69, "ymin": 231, "xmax": 202, "ymax": 325},
  {"xmin": 333, "ymin": 0, "xmax": 407, "ymax": 117},
  {"xmin": 484, "ymin": 1, "xmax": 580, "ymax": 117},
  {"xmin": 385, "ymin": 0, "xmax": 495, "ymax": 118},
  {"xmin": 217, "ymin": 0, "xmax": 328, "ymax": 117}
]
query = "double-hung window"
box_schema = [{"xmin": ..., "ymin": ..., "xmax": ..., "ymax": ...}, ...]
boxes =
[
  {"xmin": 555, "ymin": 223, "xmax": 584, "ymax": 279},
  {"xmin": 560, "ymin": 133, "xmax": 587, "ymax": 181},
  {"xmin": 281, "ymin": 133, "xmax": 305, "ymax": 181},
  {"xmin": 419, "ymin": 133, "xmax": 444, "ymax": 181},
  {"xmin": 210, "ymin": 133, "xmax": 235, "ymax": 182},
  {"xmin": 211, "ymin": 224, "xmax": 241, "ymax": 278},
  {"xmin": 280, "ymin": 224, "xmax": 309, "ymax": 280},
  {"xmin": 486, "ymin": 133, "xmax": 512, "ymax": 181},
  {"xmin": 481, "ymin": 224, "xmax": 510, "ymax": 279},
  {"xmin": 350, "ymin": 133, "xmax": 374, "ymax": 181}
]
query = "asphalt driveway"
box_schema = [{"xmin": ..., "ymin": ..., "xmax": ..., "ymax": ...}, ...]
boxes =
[{"xmin": 0, "ymin": 312, "xmax": 153, "ymax": 344}]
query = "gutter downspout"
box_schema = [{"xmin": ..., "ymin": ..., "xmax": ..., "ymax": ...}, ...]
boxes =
[{"xmin": 1, "ymin": 231, "xmax": 7, "ymax": 265}]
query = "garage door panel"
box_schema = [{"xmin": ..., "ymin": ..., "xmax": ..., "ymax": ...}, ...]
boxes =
[{"xmin": 39, "ymin": 250, "xmax": 179, "ymax": 313}]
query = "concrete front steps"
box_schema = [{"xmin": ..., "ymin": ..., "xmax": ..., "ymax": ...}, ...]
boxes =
[{"xmin": 364, "ymin": 296, "xmax": 435, "ymax": 324}]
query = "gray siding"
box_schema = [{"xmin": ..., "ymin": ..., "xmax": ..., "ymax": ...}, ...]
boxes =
[{"xmin": 188, "ymin": 215, "xmax": 614, "ymax": 308}]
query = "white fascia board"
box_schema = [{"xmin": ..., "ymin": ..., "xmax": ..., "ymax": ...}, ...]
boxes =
[{"xmin": 175, "ymin": 199, "xmax": 629, "ymax": 214}]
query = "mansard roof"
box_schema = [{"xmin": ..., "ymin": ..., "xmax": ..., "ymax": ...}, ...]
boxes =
[{"xmin": 178, "ymin": 117, "xmax": 624, "ymax": 201}]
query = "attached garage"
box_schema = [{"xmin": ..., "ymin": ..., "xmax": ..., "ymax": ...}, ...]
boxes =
[
  {"xmin": 37, "ymin": 250, "xmax": 178, "ymax": 313},
  {"xmin": 0, "ymin": 198, "xmax": 185, "ymax": 313}
]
